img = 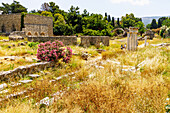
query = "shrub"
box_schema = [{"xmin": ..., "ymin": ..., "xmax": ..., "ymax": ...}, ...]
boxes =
[
  {"xmin": 37, "ymin": 40, "xmax": 72, "ymax": 63},
  {"xmin": 28, "ymin": 42, "xmax": 39, "ymax": 49}
]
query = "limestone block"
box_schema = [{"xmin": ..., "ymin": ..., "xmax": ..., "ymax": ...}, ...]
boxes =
[
  {"xmin": 19, "ymin": 80, "xmax": 33, "ymax": 84},
  {"xmin": 28, "ymin": 74, "xmax": 40, "ymax": 78},
  {"xmin": 0, "ymin": 83, "xmax": 7, "ymax": 91}
]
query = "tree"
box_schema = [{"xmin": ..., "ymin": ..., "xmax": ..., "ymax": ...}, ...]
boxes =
[
  {"xmin": 158, "ymin": 17, "xmax": 168, "ymax": 28},
  {"xmin": 151, "ymin": 19, "xmax": 158, "ymax": 29},
  {"xmin": 82, "ymin": 9, "xmax": 89, "ymax": 17},
  {"xmin": 146, "ymin": 24, "xmax": 151, "ymax": 29},
  {"xmin": 121, "ymin": 13, "xmax": 141, "ymax": 28},
  {"xmin": 111, "ymin": 17, "xmax": 115, "ymax": 27},
  {"xmin": 108, "ymin": 15, "xmax": 111, "ymax": 22},
  {"xmin": 105, "ymin": 12, "xmax": 107, "ymax": 17},
  {"xmin": 117, "ymin": 18, "xmax": 120, "ymax": 27},
  {"xmin": 68, "ymin": 6, "xmax": 82, "ymax": 33},
  {"xmin": 162, "ymin": 19, "xmax": 170, "ymax": 27},
  {"xmin": 0, "ymin": 1, "xmax": 27, "ymax": 14},
  {"xmin": 53, "ymin": 13, "xmax": 66, "ymax": 35},
  {"xmin": 41, "ymin": 11, "xmax": 53, "ymax": 17},
  {"xmin": 135, "ymin": 21, "xmax": 145, "ymax": 36},
  {"xmin": 41, "ymin": 2, "xmax": 50, "ymax": 11}
]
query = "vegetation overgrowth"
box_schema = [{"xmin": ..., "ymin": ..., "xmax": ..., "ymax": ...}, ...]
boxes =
[{"xmin": 0, "ymin": 35, "xmax": 169, "ymax": 112}]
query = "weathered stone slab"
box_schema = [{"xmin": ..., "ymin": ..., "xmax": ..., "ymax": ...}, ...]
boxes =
[
  {"xmin": 19, "ymin": 80, "xmax": 33, "ymax": 84},
  {"xmin": 28, "ymin": 74, "xmax": 40, "ymax": 78},
  {"xmin": 0, "ymin": 83, "xmax": 7, "ymax": 90}
]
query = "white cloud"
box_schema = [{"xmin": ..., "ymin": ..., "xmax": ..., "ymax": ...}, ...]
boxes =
[{"xmin": 110, "ymin": 0, "xmax": 150, "ymax": 6}]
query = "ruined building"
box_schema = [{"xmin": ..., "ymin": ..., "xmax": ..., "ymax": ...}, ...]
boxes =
[{"xmin": 0, "ymin": 13, "xmax": 53, "ymax": 36}]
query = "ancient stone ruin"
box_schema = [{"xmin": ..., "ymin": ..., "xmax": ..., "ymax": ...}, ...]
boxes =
[
  {"xmin": 28, "ymin": 36, "xmax": 77, "ymax": 45},
  {"xmin": 143, "ymin": 30, "xmax": 155, "ymax": 40},
  {"xmin": 127, "ymin": 27, "xmax": 138, "ymax": 51},
  {"xmin": 80, "ymin": 36, "xmax": 110, "ymax": 47},
  {"xmin": 0, "ymin": 13, "xmax": 53, "ymax": 36}
]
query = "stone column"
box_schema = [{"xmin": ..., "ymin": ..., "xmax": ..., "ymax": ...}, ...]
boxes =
[
  {"xmin": 144, "ymin": 36, "xmax": 147, "ymax": 46},
  {"xmin": 127, "ymin": 27, "xmax": 138, "ymax": 51},
  {"xmin": 127, "ymin": 32, "xmax": 130, "ymax": 50}
]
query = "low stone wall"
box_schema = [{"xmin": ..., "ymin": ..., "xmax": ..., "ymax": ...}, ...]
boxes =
[
  {"xmin": 80, "ymin": 36, "xmax": 110, "ymax": 47},
  {"xmin": 27, "ymin": 36, "xmax": 77, "ymax": 45},
  {"xmin": 0, "ymin": 62, "xmax": 55, "ymax": 82},
  {"xmin": 9, "ymin": 31, "xmax": 26, "ymax": 41}
]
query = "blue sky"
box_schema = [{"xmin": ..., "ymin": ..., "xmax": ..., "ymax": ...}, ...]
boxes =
[{"xmin": 1, "ymin": 0, "xmax": 170, "ymax": 18}]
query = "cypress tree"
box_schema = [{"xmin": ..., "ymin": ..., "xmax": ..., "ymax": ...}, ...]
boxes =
[
  {"xmin": 108, "ymin": 15, "xmax": 111, "ymax": 22},
  {"xmin": 105, "ymin": 12, "xmax": 107, "ymax": 17},
  {"xmin": 111, "ymin": 17, "xmax": 115, "ymax": 27},
  {"xmin": 151, "ymin": 19, "xmax": 158, "ymax": 29},
  {"xmin": 117, "ymin": 18, "xmax": 120, "ymax": 27}
]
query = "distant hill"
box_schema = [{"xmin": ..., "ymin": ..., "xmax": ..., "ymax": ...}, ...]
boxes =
[{"xmin": 141, "ymin": 16, "xmax": 170, "ymax": 26}]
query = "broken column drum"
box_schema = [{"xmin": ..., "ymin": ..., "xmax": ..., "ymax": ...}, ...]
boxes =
[{"xmin": 127, "ymin": 27, "xmax": 138, "ymax": 51}]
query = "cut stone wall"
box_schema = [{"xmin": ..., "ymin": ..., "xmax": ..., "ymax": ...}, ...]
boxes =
[
  {"xmin": 0, "ymin": 14, "xmax": 53, "ymax": 36},
  {"xmin": 23, "ymin": 23, "xmax": 48, "ymax": 37},
  {"xmin": 80, "ymin": 36, "xmax": 110, "ymax": 47},
  {"xmin": 27, "ymin": 36, "xmax": 77, "ymax": 45},
  {"xmin": 24, "ymin": 14, "xmax": 53, "ymax": 36},
  {"xmin": 0, "ymin": 14, "xmax": 21, "ymax": 33}
]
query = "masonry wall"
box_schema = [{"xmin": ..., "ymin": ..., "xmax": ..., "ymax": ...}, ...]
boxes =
[
  {"xmin": 28, "ymin": 36, "xmax": 77, "ymax": 45},
  {"xmin": 24, "ymin": 23, "xmax": 48, "ymax": 36},
  {"xmin": 0, "ymin": 14, "xmax": 21, "ymax": 33},
  {"xmin": 24, "ymin": 14, "xmax": 53, "ymax": 36},
  {"xmin": 0, "ymin": 14, "xmax": 53, "ymax": 36}
]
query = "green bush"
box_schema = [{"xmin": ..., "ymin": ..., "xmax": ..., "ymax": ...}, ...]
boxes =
[{"xmin": 28, "ymin": 42, "xmax": 39, "ymax": 49}]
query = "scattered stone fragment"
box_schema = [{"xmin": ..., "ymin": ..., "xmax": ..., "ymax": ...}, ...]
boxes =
[
  {"xmin": 8, "ymin": 46, "xmax": 11, "ymax": 48},
  {"xmin": 0, "ymin": 61, "xmax": 3, "ymax": 64},
  {"xmin": 12, "ymin": 44, "xmax": 15, "ymax": 47},
  {"xmin": 95, "ymin": 49, "xmax": 106, "ymax": 53},
  {"xmin": 24, "ymin": 41, "xmax": 28, "ymax": 44},
  {"xmin": 37, "ymin": 97, "xmax": 54, "ymax": 106},
  {"xmin": 18, "ymin": 43, "xmax": 21, "ymax": 46},
  {"xmin": 3, "ymin": 39, "xmax": 9, "ymax": 42},
  {"xmin": 55, "ymin": 76, "xmax": 62, "ymax": 80},
  {"xmin": 9, "ymin": 82, "xmax": 21, "ymax": 87},
  {"xmin": 0, "ymin": 89, "xmax": 8, "ymax": 94},
  {"xmin": 20, "ymin": 42, "xmax": 26, "ymax": 46},
  {"xmin": 95, "ymin": 65, "xmax": 104, "ymax": 69},
  {"xmin": 19, "ymin": 80, "xmax": 33, "ymax": 84},
  {"xmin": 28, "ymin": 74, "xmax": 40, "ymax": 78},
  {"xmin": 0, "ymin": 83, "xmax": 7, "ymax": 91},
  {"xmin": 89, "ymin": 73, "xmax": 95, "ymax": 78},
  {"xmin": 81, "ymin": 53, "xmax": 89, "ymax": 60},
  {"xmin": 10, "ymin": 58, "xmax": 15, "ymax": 61},
  {"xmin": 5, "ymin": 90, "xmax": 27, "ymax": 99},
  {"xmin": 49, "ymin": 80, "xmax": 56, "ymax": 83},
  {"xmin": 22, "ymin": 56, "xmax": 25, "ymax": 59}
]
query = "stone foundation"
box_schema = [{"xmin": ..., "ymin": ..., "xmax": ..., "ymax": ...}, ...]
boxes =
[
  {"xmin": 27, "ymin": 36, "xmax": 77, "ymax": 45},
  {"xmin": 80, "ymin": 36, "xmax": 109, "ymax": 47},
  {"xmin": 0, "ymin": 62, "xmax": 55, "ymax": 82}
]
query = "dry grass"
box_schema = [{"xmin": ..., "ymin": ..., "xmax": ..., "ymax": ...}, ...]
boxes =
[{"xmin": 0, "ymin": 36, "xmax": 169, "ymax": 112}]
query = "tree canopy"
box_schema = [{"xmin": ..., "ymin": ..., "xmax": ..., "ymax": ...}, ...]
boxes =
[{"xmin": 0, "ymin": 1, "xmax": 27, "ymax": 14}]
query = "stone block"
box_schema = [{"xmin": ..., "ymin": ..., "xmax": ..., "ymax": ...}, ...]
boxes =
[{"xmin": 19, "ymin": 80, "xmax": 33, "ymax": 84}]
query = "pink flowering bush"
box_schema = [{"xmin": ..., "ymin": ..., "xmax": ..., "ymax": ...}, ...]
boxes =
[{"xmin": 37, "ymin": 40, "xmax": 72, "ymax": 63}]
